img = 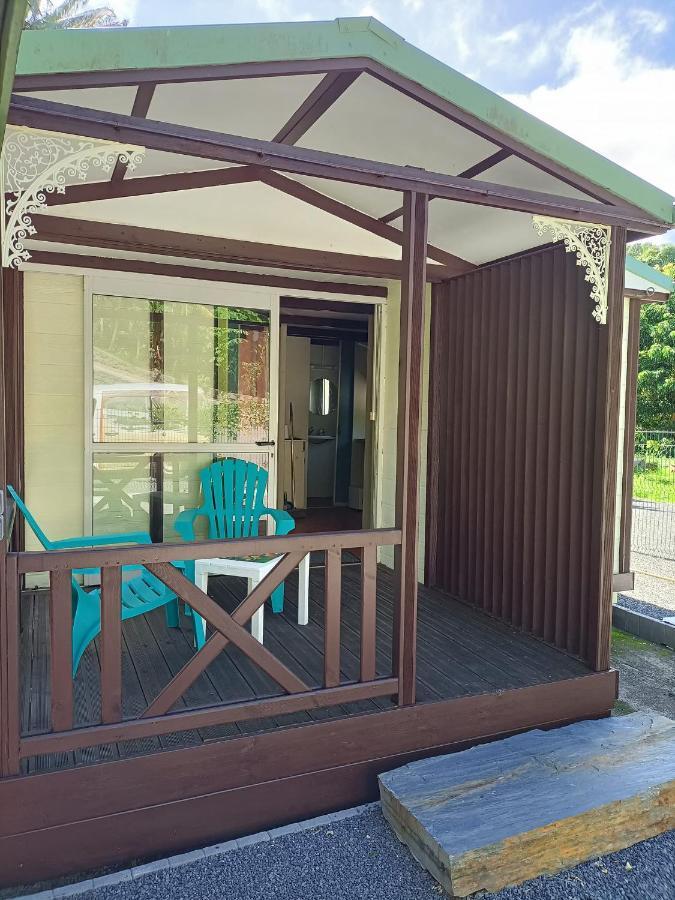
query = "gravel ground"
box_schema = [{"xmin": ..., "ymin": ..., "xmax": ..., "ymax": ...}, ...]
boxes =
[
  {"xmin": 44, "ymin": 807, "xmax": 675, "ymax": 900},
  {"xmin": 618, "ymin": 594, "xmax": 675, "ymax": 621},
  {"xmin": 619, "ymin": 552, "xmax": 675, "ymax": 617}
]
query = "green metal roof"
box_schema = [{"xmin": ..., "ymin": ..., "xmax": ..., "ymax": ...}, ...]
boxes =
[
  {"xmin": 625, "ymin": 254, "xmax": 674, "ymax": 293},
  {"xmin": 14, "ymin": 16, "xmax": 675, "ymax": 225}
]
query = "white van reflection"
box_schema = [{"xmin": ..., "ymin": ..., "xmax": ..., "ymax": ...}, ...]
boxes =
[{"xmin": 93, "ymin": 382, "xmax": 197, "ymax": 443}]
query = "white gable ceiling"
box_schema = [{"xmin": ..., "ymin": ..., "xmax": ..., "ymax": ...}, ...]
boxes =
[{"xmin": 20, "ymin": 70, "xmax": 608, "ymax": 277}]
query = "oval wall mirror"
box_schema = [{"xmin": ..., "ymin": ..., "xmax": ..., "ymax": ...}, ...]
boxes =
[{"xmin": 309, "ymin": 377, "xmax": 337, "ymax": 416}]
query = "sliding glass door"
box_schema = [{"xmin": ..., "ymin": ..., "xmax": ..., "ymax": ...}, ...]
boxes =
[{"xmin": 86, "ymin": 281, "xmax": 278, "ymax": 542}]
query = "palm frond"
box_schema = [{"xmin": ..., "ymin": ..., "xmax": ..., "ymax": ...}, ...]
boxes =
[{"xmin": 24, "ymin": 0, "xmax": 127, "ymax": 29}]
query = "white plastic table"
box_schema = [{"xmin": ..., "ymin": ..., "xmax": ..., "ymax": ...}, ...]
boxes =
[{"xmin": 194, "ymin": 553, "xmax": 310, "ymax": 643}]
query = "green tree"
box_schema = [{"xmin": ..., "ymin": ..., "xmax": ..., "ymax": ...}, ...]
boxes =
[
  {"xmin": 24, "ymin": 0, "xmax": 127, "ymax": 29},
  {"xmin": 628, "ymin": 242, "xmax": 675, "ymax": 430}
]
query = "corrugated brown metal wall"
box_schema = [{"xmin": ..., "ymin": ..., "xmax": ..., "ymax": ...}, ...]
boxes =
[{"xmin": 425, "ymin": 243, "xmax": 603, "ymax": 663}]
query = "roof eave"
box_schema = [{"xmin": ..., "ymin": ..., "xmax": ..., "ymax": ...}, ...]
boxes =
[{"xmin": 14, "ymin": 17, "xmax": 675, "ymax": 224}]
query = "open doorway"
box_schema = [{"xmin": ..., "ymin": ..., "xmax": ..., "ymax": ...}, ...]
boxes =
[{"xmin": 277, "ymin": 297, "xmax": 375, "ymax": 535}]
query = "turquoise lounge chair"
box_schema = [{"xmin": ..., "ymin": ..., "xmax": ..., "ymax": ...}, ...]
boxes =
[
  {"xmin": 8, "ymin": 486, "xmax": 203, "ymax": 675},
  {"xmin": 174, "ymin": 459, "xmax": 295, "ymax": 642}
]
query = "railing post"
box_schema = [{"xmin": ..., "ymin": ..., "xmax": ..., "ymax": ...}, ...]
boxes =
[
  {"xmin": 100, "ymin": 566, "xmax": 122, "ymax": 724},
  {"xmin": 324, "ymin": 548, "xmax": 342, "ymax": 688},
  {"xmin": 360, "ymin": 544, "xmax": 377, "ymax": 682},
  {"xmin": 49, "ymin": 569, "xmax": 73, "ymax": 731},
  {"xmin": 394, "ymin": 191, "xmax": 428, "ymax": 706},
  {"xmin": 0, "ymin": 554, "xmax": 21, "ymax": 775}
]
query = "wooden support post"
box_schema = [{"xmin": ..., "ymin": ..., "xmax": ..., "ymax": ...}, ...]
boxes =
[
  {"xmin": 2, "ymin": 268, "xmax": 23, "ymax": 550},
  {"xmin": 618, "ymin": 298, "xmax": 642, "ymax": 576},
  {"xmin": 0, "ymin": 267, "xmax": 21, "ymax": 776},
  {"xmin": 1, "ymin": 554, "xmax": 20, "ymax": 776},
  {"xmin": 590, "ymin": 225, "xmax": 627, "ymax": 671},
  {"xmin": 394, "ymin": 192, "xmax": 428, "ymax": 705}
]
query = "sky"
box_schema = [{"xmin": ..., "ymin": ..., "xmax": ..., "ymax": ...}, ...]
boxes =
[{"xmin": 111, "ymin": 0, "xmax": 675, "ymax": 236}]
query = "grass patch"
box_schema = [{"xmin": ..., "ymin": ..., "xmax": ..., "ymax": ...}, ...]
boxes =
[
  {"xmin": 612, "ymin": 627, "xmax": 674, "ymax": 657},
  {"xmin": 612, "ymin": 699, "xmax": 637, "ymax": 716},
  {"xmin": 611, "ymin": 627, "xmax": 653, "ymax": 651},
  {"xmin": 633, "ymin": 464, "xmax": 675, "ymax": 504}
]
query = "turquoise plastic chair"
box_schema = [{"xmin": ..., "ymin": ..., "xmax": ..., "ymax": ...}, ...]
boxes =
[
  {"xmin": 7, "ymin": 486, "xmax": 204, "ymax": 675},
  {"xmin": 174, "ymin": 459, "xmax": 295, "ymax": 642}
]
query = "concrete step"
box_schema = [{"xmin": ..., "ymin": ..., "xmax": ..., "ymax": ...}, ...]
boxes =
[{"xmin": 379, "ymin": 713, "xmax": 675, "ymax": 897}]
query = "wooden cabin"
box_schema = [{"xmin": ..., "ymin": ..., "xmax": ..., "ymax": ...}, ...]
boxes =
[{"xmin": 0, "ymin": 14, "xmax": 673, "ymax": 887}]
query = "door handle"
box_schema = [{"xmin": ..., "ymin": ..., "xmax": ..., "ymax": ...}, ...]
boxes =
[{"xmin": 255, "ymin": 440, "xmax": 276, "ymax": 446}]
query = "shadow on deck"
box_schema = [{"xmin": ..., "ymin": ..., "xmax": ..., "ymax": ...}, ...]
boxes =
[{"xmin": 20, "ymin": 561, "xmax": 590, "ymax": 774}]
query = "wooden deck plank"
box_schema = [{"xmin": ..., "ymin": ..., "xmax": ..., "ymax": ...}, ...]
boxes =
[
  {"xmin": 142, "ymin": 607, "xmax": 242, "ymax": 744},
  {"xmin": 266, "ymin": 569, "xmax": 386, "ymax": 718},
  {"xmin": 19, "ymin": 565, "xmax": 593, "ymax": 773},
  {"xmin": 362, "ymin": 573, "xmax": 533, "ymax": 691},
  {"xmin": 420, "ymin": 582, "xmax": 588, "ymax": 677},
  {"xmin": 19, "ymin": 593, "xmax": 34, "ymax": 776},
  {"xmin": 26, "ymin": 591, "xmax": 73, "ymax": 773},
  {"xmin": 282, "ymin": 569, "xmax": 389, "ymax": 715},
  {"xmin": 122, "ymin": 614, "xmax": 202, "ymax": 752},
  {"xmin": 199, "ymin": 578, "xmax": 300, "ymax": 736},
  {"xmin": 283, "ymin": 567, "xmax": 403, "ymax": 709},
  {"xmin": 116, "ymin": 625, "xmax": 164, "ymax": 761},
  {"xmin": 72, "ymin": 639, "xmax": 119, "ymax": 768},
  {"xmin": 210, "ymin": 577, "xmax": 316, "ymax": 731},
  {"xmin": 341, "ymin": 570, "xmax": 482, "ymax": 696}
]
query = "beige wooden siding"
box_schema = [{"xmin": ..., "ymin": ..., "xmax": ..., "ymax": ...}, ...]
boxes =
[
  {"xmin": 24, "ymin": 272, "xmax": 85, "ymax": 553},
  {"xmin": 374, "ymin": 280, "xmax": 430, "ymax": 581}
]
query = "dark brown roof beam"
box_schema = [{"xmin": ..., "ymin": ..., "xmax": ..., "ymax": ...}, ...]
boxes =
[
  {"xmin": 379, "ymin": 148, "xmax": 512, "ymax": 224},
  {"xmin": 26, "ymin": 249, "xmax": 389, "ymax": 297},
  {"xmin": 260, "ymin": 169, "xmax": 473, "ymax": 273},
  {"xmin": 12, "ymin": 57, "xmax": 371, "ymax": 91},
  {"xmin": 40, "ymin": 164, "xmax": 264, "ymax": 206},
  {"xmin": 110, "ymin": 82, "xmax": 156, "ymax": 182},
  {"xmin": 273, "ymin": 71, "xmax": 360, "ymax": 144},
  {"xmin": 7, "ymin": 94, "xmax": 666, "ymax": 234},
  {"xmin": 30, "ymin": 214, "xmax": 452, "ymax": 281}
]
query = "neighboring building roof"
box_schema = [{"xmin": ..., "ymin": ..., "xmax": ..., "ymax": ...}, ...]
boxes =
[
  {"xmin": 14, "ymin": 17, "xmax": 675, "ymax": 224},
  {"xmin": 0, "ymin": 0, "xmax": 24, "ymax": 144},
  {"xmin": 625, "ymin": 255, "xmax": 674, "ymax": 296}
]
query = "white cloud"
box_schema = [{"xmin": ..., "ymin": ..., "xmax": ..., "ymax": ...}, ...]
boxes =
[
  {"xmin": 358, "ymin": 4, "xmax": 384, "ymax": 18},
  {"xmin": 628, "ymin": 7, "xmax": 668, "ymax": 35},
  {"xmin": 112, "ymin": 0, "xmax": 139, "ymax": 21},
  {"xmin": 506, "ymin": 14, "xmax": 675, "ymax": 199}
]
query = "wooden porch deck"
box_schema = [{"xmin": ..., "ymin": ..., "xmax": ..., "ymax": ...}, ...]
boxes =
[{"xmin": 20, "ymin": 560, "xmax": 590, "ymax": 775}]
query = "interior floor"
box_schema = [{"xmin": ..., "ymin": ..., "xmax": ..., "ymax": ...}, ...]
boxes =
[
  {"xmin": 293, "ymin": 504, "xmax": 362, "ymax": 534},
  {"xmin": 19, "ymin": 562, "xmax": 591, "ymax": 775}
]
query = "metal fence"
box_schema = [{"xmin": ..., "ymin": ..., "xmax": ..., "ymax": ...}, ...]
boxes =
[{"xmin": 631, "ymin": 430, "xmax": 675, "ymax": 561}]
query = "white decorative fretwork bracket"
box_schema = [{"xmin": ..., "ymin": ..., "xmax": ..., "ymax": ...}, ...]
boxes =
[
  {"xmin": 532, "ymin": 215, "xmax": 612, "ymax": 324},
  {"xmin": 1, "ymin": 126, "xmax": 145, "ymax": 268}
]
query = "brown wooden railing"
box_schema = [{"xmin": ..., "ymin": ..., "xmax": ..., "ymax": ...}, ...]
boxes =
[{"xmin": 0, "ymin": 529, "xmax": 401, "ymax": 776}]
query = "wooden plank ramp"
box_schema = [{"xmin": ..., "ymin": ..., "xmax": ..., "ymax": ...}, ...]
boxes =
[{"xmin": 379, "ymin": 713, "xmax": 675, "ymax": 897}]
